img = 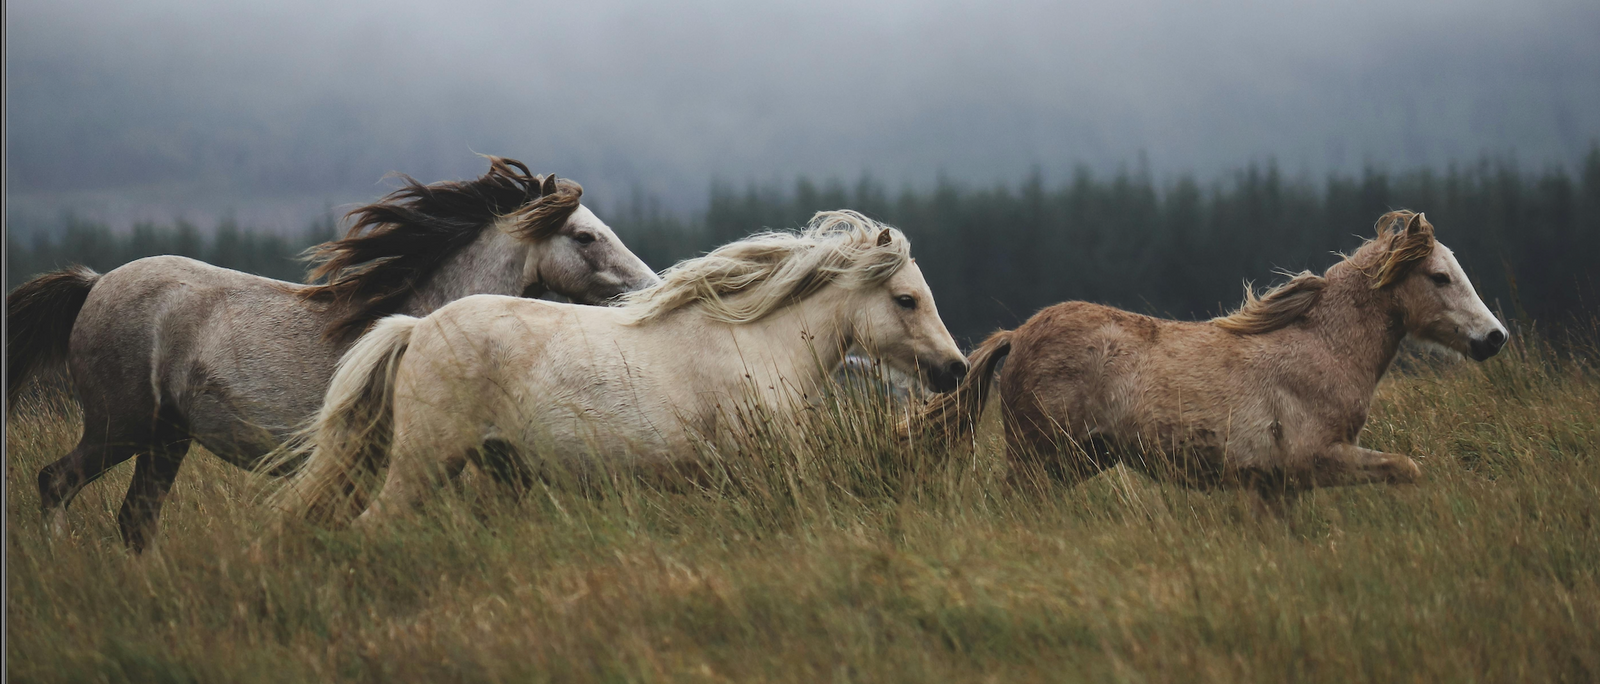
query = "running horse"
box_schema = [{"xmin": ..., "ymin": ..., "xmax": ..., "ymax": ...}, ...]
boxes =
[
  {"xmin": 270, "ymin": 210, "xmax": 969, "ymax": 529},
  {"xmin": 917, "ymin": 211, "xmax": 1507, "ymax": 508},
  {"xmin": 6, "ymin": 156, "xmax": 660, "ymax": 550}
]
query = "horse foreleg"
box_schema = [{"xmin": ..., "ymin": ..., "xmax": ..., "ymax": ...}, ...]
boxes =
[
  {"xmin": 1310, "ymin": 443, "xmax": 1422, "ymax": 487},
  {"xmin": 116, "ymin": 438, "xmax": 191, "ymax": 553}
]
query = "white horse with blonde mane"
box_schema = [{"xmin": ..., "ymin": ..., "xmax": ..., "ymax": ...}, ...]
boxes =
[{"xmin": 271, "ymin": 210, "xmax": 968, "ymax": 527}]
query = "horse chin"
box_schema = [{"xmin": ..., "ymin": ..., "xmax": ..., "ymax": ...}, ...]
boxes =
[
  {"xmin": 1468, "ymin": 339, "xmax": 1503, "ymax": 361},
  {"xmin": 1411, "ymin": 335, "xmax": 1469, "ymax": 361},
  {"xmin": 921, "ymin": 364, "xmax": 962, "ymax": 393}
]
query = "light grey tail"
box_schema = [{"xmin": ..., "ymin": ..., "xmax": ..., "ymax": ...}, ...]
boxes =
[
  {"xmin": 266, "ymin": 315, "xmax": 419, "ymax": 527},
  {"xmin": 6, "ymin": 265, "xmax": 99, "ymax": 407}
]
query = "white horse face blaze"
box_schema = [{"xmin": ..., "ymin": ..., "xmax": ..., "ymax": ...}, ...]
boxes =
[
  {"xmin": 530, "ymin": 205, "xmax": 660, "ymax": 304},
  {"xmin": 1396, "ymin": 241, "xmax": 1508, "ymax": 361},
  {"xmin": 851, "ymin": 261, "xmax": 968, "ymax": 392}
]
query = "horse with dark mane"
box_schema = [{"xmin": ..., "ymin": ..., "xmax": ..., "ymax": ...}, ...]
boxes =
[
  {"xmin": 6, "ymin": 156, "xmax": 659, "ymax": 550},
  {"xmin": 915, "ymin": 211, "xmax": 1508, "ymax": 509}
]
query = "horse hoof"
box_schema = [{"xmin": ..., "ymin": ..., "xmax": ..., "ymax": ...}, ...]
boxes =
[
  {"xmin": 46, "ymin": 508, "xmax": 71, "ymax": 539},
  {"xmin": 1394, "ymin": 457, "xmax": 1423, "ymax": 484}
]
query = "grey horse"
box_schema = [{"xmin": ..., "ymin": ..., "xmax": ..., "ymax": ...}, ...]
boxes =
[{"xmin": 6, "ymin": 156, "xmax": 660, "ymax": 551}]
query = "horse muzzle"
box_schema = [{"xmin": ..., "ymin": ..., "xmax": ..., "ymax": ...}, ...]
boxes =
[
  {"xmin": 924, "ymin": 358, "xmax": 969, "ymax": 393},
  {"xmin": 1469, "ymin": 328, "xmax": 1507, "ymax": 361}
]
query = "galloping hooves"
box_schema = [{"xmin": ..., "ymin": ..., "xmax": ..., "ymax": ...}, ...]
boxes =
[
  {"xmin": 1389, "ymin": 456, "xmax": 1423, "ymax": 484},
  {"xmin": 44, "ymin": 507, "xmax": 71, "ymax": 540}
]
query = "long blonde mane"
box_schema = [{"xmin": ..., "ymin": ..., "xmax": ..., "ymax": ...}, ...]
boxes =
[
  {"xmin": 1212, "ymin": 210, "xmax": 1436, "ymax": 334},
  {"xmin": 618, "ymin": 210, "xmax": 911, "ymax": 324}
]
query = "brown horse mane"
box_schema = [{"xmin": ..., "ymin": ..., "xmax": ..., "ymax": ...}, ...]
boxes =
[
  {"xmin": 1212, "ymin": 210, "xmax": 1435, "ymax": 335},
  {"xmin": 300, "ymin": 156, "xmax": 583, "ymax": 341},
  {"xmin": 1211, "ymin": 271, "xmax": 1329, "ymax": 334}
]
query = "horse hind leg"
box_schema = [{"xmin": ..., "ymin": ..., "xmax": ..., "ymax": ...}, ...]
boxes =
[
  {"xmin": 38, "ymin": 437, "xmax": 142, "ymax": 538},
  {"xmin": 1004, "ymin": 416, "xmax": 1118, "ymax": 494},
  {"xmin": 36, "ymin": 403, "xmax": 164, "ymax": 539},
  {"xmin": 352, "ymin": 453, "xmax": 469, "ymax": 530},
  {"xmin": 39, "ymin": 392, "xmax": 195, "ymax": 551},
  {"xmin": 116, "ymin": 432, "xmax": 192, "ymax": 553},
  {"xmin": 472, "ymin": 438, "xmax": 538, "ymax": 498},
  {"xmin": 351, "ymin": 421, "xmax": 473, "ymax": 531}
]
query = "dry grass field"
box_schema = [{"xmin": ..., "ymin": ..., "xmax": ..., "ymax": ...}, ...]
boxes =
[{"xmin": 7, "ymin": 332, "xmax": 1600, "ymax": 683}]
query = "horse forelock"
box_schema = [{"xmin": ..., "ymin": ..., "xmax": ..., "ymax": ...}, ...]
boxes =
[
  {"xmin": 299, "ymin": 156, "xmax": 567, "ymax": 341},
  {"xmin": 617, "ymin": 209, "xmax": 911, "ymax": 325},
  {"xmin": 1364, "ymin": 210, "xmax": 1436, "ymax": 289},
  {"xmin": 506, "ymin": 178, "xmax": 583, "ymax": 241}
]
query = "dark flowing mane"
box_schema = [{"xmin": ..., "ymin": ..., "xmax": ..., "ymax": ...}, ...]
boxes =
[
  {"xmin": 1212, "ymin": 209, "xmax": 1435, "ymax": 335},
  {"xmin": 300, "ymin": 156, "xmax": 583, "ymax": 341}
]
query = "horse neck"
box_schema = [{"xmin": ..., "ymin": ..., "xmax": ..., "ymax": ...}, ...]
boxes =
[
  {"xmin": 665, "ymin": 288, "xmax": 856, "ymax": 400},
  {"xmin": 1302, "ymin": 260, "xmax": 1406, "ymax": 388},
  {"xmin": 399, "ymin": 226, "xmax": 529, "ymax": 316}
]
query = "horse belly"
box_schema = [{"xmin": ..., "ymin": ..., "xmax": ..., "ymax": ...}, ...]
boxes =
[
  {"xmin": 183, "ymin": 394, "xmax": 294, "ymax": 467},
  {"xmin": 178, "ymin": 321, "xmax": 339, "ymax": 468}
]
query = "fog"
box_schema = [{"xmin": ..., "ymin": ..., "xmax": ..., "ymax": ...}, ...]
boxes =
[{"xmin": 7, "ymin": 0, "xmax": 1599, "ymax": 230}]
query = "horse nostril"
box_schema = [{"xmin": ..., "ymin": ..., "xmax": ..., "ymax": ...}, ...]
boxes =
[
  {"xmin": 947, "ymin": 360, "xmax": 969, "ymax": 381},
  {"xmin": 1487, "ymin": 329, "xmax": 1506, "ymax": 348}
]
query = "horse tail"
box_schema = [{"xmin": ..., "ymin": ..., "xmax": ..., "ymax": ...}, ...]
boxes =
[
  {"xmin": 267, "ymin": 314, "xmax": 418, "ymax": 527},
  {"xmin": 6, "ymin": 265, "xmax": 100, "ymax": 407},
  {"xmin": 907, "ymin": 329, "xmax": 1015, "ymax": 447}
]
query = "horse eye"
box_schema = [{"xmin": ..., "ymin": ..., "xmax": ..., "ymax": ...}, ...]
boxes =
[
  {"xmin": 894, "ymin": 294, "xmax": 917, "ymax": 310},
  {"xmin": 572, "ymin": 232, "xmax": 596, "ymax": 245},
  {"xmin": 1429, "ymin": 273, "xmax": 1451, "ymax": 286}
]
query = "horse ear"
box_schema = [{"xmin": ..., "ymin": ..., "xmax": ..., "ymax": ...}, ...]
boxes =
[
  {"xmin": 540, "ymin": 174, "xmax": 560, "ymax": 197},
  {"xmin": 1405, "ymin": 212, "xmax": 1432, "ymax": 236},
  {"xmin": 876, "ymin": 229, "xmax": 893, "ymax": 247}
]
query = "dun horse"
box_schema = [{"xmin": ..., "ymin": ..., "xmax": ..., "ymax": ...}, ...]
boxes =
[
  {"xmin": 270, "ymin": 210, "xmax": 968, "ymax": 529},
  {"xmin": 6, "ymin": 157, "xmax": 660, "ymax": 550},
  {"xmin": 918, "ymin": 211, "xmax": 1507, "ymax": 506}
]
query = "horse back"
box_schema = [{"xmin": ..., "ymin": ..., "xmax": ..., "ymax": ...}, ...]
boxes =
[{"xmin": 998, "ymin": 301, "xmax": 1269, "ymax": 460}]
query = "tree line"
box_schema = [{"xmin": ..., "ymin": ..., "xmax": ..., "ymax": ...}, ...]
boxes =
[{"xmin": 10, "ymin": 149, "xmax": 1598, "ymax": 342}]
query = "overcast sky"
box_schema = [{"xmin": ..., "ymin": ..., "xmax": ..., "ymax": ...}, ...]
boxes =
[{"xmin": 7, "ymin": 0, "xmax": 1599, "ymax": 230}]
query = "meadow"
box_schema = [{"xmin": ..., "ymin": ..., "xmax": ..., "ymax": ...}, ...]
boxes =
[{"xmin": 6, "ymin": 329, "xmax": 1598, "ymax": 683}]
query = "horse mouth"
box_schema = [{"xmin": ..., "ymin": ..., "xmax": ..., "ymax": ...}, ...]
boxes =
[
  {"xmin": 1468, "ymin": 330, "xmax": 1507, "ymax": 361},
  {"xmin": 922, "ymin": 359, "xmax": 968, "ymax": 393}
]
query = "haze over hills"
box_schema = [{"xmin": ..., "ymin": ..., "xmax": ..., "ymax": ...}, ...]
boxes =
[{"xmin": 6, "ymin": 0, "xmax": 1599, "ymax": 232}]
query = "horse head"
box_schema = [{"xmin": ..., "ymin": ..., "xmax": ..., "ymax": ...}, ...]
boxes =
[
  {"xmin": 511, "ymin": 175, "xmax": 659, "ymax": 304},
  {"xmin": 1373, "ymin": 212, "xmax": 1508, "ymax": 361},
  {"xmin": 846, "ymin": 228, "xmax": 968, "ymax": 392}
]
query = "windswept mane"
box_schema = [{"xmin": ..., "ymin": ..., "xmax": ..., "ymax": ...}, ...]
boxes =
[
  {"xmin": 301, "ymin": 156, "xmax": 583, "ymax": 341},
  {"xmin": 617, "ymin": 210, "xmax": 911, "ymax": 324},
  {"xmin": 1213, "ymin": 209, "xmax": 1436, "ymax": 334},
  {"xmin": 1212, "ymin": 272, "xmax": 1328, "ymax": 334}
]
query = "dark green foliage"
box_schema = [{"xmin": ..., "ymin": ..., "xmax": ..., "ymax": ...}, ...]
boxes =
[
  {"xmin": 642, "ymin": 150, "xmax": 1600, "ymax": 341},
  {"xmin": 6, "ymin": 214, "xmax": 340, "ymax": 287},
  {"xmin": 10, "ymin": 151, "xmax": 1598, "ymax": 340}
]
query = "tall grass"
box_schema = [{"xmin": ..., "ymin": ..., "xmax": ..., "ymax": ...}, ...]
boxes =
[{"xmin": 7, "ymin": 333, "xmax": 1599, "ymax": 683}]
